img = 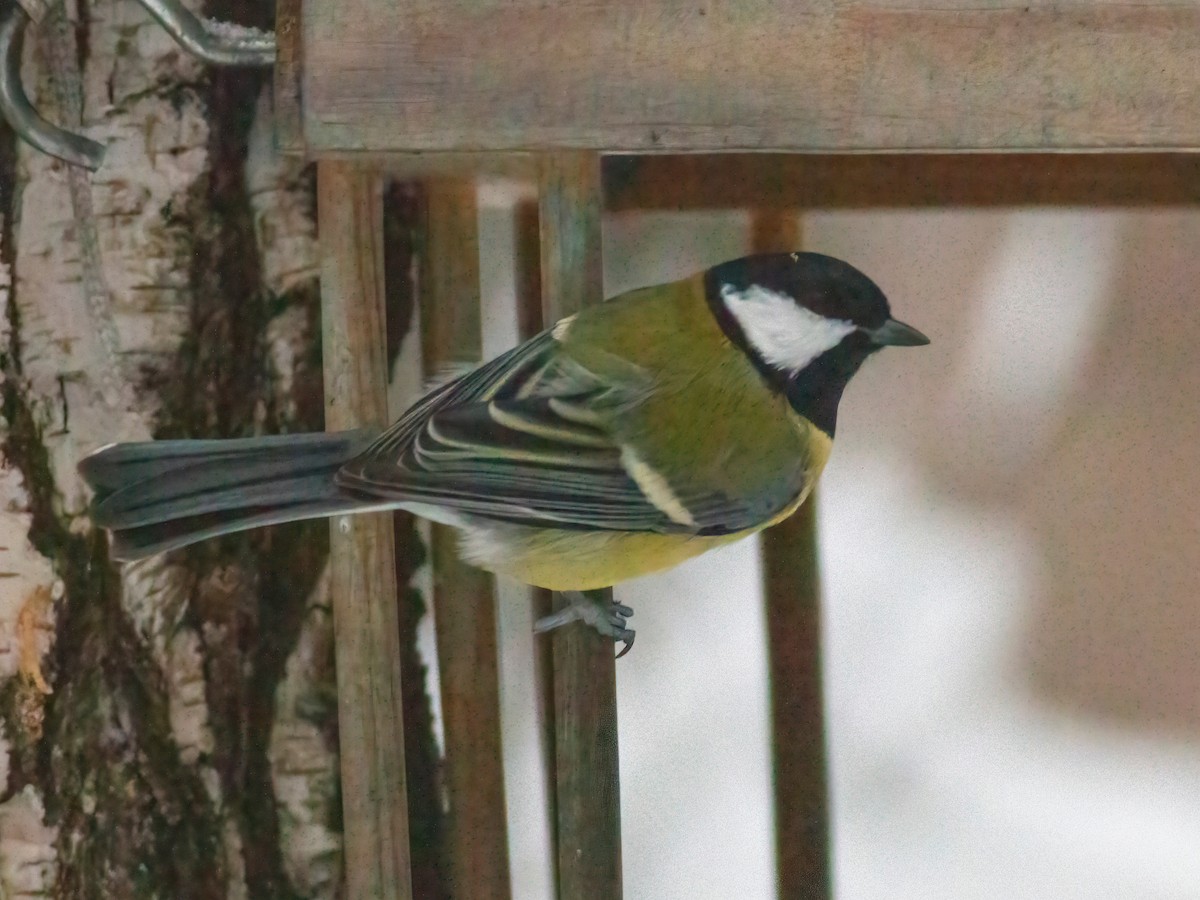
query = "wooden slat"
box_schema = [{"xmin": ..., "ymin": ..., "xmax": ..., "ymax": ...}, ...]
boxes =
[
  {"xmin": 273, "ymin": 0, "xmax": 305, "ymax": 155},
  {"xmin": 605, "ymin": 154, "xmax": 1200, "ymax": 211},
  {"xmin": 513, "ymin": 196, "xmax": 562, "ymax": 887},
  {"xmin": 538, "ymin": 153, "xmax": 623, "ymax": 900},
  {"xmin": 317, "ymin": 161, "xmax": 413, "ymax": 900},
  {"xmin": 303, "ymin": 1, "xmax": 1200, "ymax": 154},
  {"xmin": 762, "ymin": 500, "xmax": 828, "ymax": 900},
  {"xmin": 420, "ymin": 179, "xmax": 513, "ymax": 900},
  {"xmin": 379, "ymin": 179, "xmax": 448, "ymax": 900},
  {"xmin": 378, "ymin": 153, "xmax": 539, "ymax": 180},
  {"xmin": 421, "ymin": 181, "xmax": 485, "ymax": 370},
  {"xmin": 361, "ymin": 153, "xmax": 1200, "ymax": 207},
  {"xmin": 753, "ymin": 209, "xmax": 831, "ymax": 900}
]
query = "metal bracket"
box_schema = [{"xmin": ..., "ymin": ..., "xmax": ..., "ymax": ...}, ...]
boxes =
[
  {"xmin": 0, "ymin": 0, "xmax": 276, "ymax": 170},
  {"xmin": 135, "ymin": 0, "xmax": 275, "ymax": 67},
  {"xmin": 0, "ymin": 5, "xmax": 106, "ymax": 169}
]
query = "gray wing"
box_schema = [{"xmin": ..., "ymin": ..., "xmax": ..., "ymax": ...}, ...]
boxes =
[{"xmin": 336, "ymin": 331, "xmax": 764, "ymax": 535}]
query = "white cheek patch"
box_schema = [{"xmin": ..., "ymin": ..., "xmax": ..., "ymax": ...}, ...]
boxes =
[{"xmin": 720, "ymin": 283, "xmax": 856, "ymax": 371}]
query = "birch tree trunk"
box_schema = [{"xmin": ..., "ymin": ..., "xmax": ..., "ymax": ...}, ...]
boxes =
[{"xmin": 0, "ymin": 2, "xmax": 438, "ymax": 897}]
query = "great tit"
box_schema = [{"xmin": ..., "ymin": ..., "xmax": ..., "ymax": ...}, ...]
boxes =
[{"xmin": 80, "ymin": 252, "xmax": 927, "ymax": 649}]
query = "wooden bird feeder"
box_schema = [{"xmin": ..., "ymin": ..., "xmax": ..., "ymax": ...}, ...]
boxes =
[{"xmin": 277, "ymin": 2, "xmax": 1200, "ymax": 898}]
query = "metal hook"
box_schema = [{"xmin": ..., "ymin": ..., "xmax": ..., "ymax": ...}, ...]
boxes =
[
  {"xmin": 133, "ymin": 0, "xmax": 275, "ymax": 68},
  {"xmin": 0, "ymin": 5, "xmax": 106, "ymax": 170},
  {"xmin": 0, "ymin": 0, "xmax": 275, "ymax": 171}
]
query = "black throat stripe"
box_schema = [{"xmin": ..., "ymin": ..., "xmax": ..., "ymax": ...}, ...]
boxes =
[{"xmin": 702, "ymin": 269, "xmax": 847, "ymax": 436}]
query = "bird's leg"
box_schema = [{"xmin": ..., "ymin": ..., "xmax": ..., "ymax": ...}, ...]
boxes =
[{"xmin": 533, "ymin": 589, "xmax": 636, "ymax": 657}]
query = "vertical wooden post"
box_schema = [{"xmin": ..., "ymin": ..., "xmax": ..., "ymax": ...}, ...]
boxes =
[
  {"xmin": 272, "ymin": 0, "xmax": 304, "ymax": 154},
  {"xmin": 318, "ymin": 161, "xmax": 414, "ymax": 900},
  {"xmin": 514, "ymin": 197, "xmax": 561, "ymax": 884},
  {"xmin": 421, "ymin": 178, "xmax": 513, "ymax": 900},
  {"xmin": 753, "ymin": 211, "xmax": 832, "ymax": 900},
  {"xmin": 538, "ymin": 153, "xmax": 623, "ymax": 900}
]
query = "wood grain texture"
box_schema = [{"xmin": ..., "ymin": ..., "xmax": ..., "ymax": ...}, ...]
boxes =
[
  {"xmin": 317, "ymin": 161, "xmax": 413, "ymax": 900},
  {"xmin": 762, "ymin": 499, "xmax": 829, "ymax": 900},
  {"xmin": 302, "ymin": 1, "xmax": 1200, "ymax": 153},
  {"xmin": 321, "ymin": 153, "xmax": 1200, "ymax": 206},
  {"xmin": 513, "ymin": 195, "xmax": 562, "ymax": 887},
  {"xmin": 539, "ymin": 154, "xmax": 623, "ymax": 900},
  {"xmin": 421, "ymin": 181, "xmax": 485, "ymax": 371},
  {"xmin": 273, "ymin": 0, "xmax": 304, "ymax": 155},
  {"xmin": 420, "ymin": 179, "xmax": 513, "ymax": 900},
  {"xmin": 753, "ymin": 209, "xmax": 831, "ymax": 900},
  {"xmin": 380, "ymin": 153, "xmax": 540, "ymax": 179},
  {"xmin": 605, "ymin": 154, "xmax": 1200, "ymax": 210}
]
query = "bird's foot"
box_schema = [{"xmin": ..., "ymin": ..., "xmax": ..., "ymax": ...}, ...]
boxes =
[{"xmin": 533, "ymin": 590, "xmax": 635, "ymax": 658}]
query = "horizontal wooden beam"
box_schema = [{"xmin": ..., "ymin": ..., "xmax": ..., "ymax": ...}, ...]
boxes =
[
  {"xmin": 303, "ymin": 1, "xmax": 1200, "ymax": 154},
  {"xmin": 340, "ymin": 153, "xmax": 1200, "ymax": 210},
  {"xmin": 603, "ymin": 153, "xmax": 1200, "ymax": 210}
]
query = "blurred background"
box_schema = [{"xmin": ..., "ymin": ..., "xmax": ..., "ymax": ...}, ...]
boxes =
[
  {"xmin": 5, "ymin": 2, "xmax": 1197, "ymax": 894},
  {"xmin": 402, "ymin": 190, "xmax": 1200, "ymax": 900}
]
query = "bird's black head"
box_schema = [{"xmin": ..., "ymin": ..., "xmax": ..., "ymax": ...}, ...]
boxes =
[{"xmin": 703, "ymin": 252, "xmax": 928, "ymax": 435}]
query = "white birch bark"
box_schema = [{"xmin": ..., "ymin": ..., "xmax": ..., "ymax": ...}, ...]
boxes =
[{"xmin": 0, "ymin": 2, "xmax": 342, "ymax": 896}]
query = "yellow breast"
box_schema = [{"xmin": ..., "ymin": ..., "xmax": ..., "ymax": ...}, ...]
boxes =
[
  {"xmin": 456, "ymin": 417, "xmax": 832, "ymax": 591},
  {"xmin": 460, "ymin": 526, "xmax": 744, "ymax": 592}
]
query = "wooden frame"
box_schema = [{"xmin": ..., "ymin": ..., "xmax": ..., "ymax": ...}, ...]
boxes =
[
  {"xmin": 317, "ymin": 162, "xmax": 412, "ymax": 900},
  {"xmin": 301, "ymin": 1, "xmax": 1200, "ymax": 154},
  {"xmin": 421, "ymin": 180, "xmax": 513, "ymax": 900},
  {"xmin": 751, "ymin": 209, "xmax": 829, "ymax": 900},
  {"xmin": 294, "ymin": 4, "xmax": 1200, "ymax": 899},
  {"xmin": 538, "ymin": 154, "xmax": 624, "ymax": 900}
]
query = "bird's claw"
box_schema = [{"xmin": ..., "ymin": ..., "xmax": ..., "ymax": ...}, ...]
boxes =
[{"xmin": 533, "ymin": 591, "xmax": 635, "ymax": 658}]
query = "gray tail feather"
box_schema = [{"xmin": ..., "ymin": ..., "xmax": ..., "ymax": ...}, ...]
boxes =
[{"xmin": 79, "ymin": 429, "xmax": 377, "ymax": 561}]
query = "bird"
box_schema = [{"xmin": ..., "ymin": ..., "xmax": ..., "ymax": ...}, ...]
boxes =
[{"xmin": 79, "ymin": 251, "xmax": 928, "ymax": 654}]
